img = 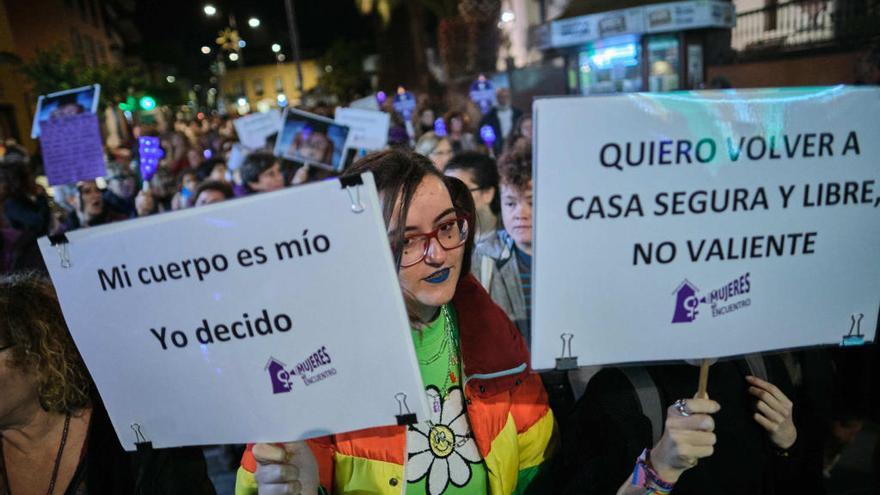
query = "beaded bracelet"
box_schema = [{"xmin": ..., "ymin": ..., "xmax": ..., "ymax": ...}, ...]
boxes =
[{"xmin": 630, "ymin": 448, "xmax": 675, "ymax": 494}]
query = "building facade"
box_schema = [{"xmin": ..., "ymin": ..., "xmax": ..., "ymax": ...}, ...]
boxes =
[
  {"xmin": 710, "ymin": 0, "xmax": 880, "ymax": 87},
  {"xmin": 0, "ymin": 0, "xmax": 128, "ymax": 152},
  {"xmin": 220, "ymin": 61, "xmax": 321, "ymax": 114},
  {"xmin": 533, "ymin": 0, "xmax": 736, "ymax": 95}
]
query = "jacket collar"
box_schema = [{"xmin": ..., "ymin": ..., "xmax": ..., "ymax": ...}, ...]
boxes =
[
  {"xmin": 476, "ymin": 229, "xmax": 515, "ymax": 263},
  {"xmin": 452, "ymin": 274, "xmax": 531, "ymax": 398}
]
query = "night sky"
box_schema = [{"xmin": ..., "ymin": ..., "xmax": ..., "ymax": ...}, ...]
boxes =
[{"xmin": 132, "ymin": 0, "xmax": 375, "ymax": 82}]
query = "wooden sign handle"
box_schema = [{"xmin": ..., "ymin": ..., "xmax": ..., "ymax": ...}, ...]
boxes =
[{"xmin": 696, "ymin": 359, "xmax": 711, "ymax": 399}]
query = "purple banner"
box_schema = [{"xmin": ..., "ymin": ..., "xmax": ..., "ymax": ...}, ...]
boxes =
[{"xmin": 39, "ymin": 113, "xmax": 106, "ymax": 186}]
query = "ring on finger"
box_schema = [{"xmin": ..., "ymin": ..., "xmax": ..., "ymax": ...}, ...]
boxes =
[{"xmin": 673, "ymin": 399, "xmax": 691, "ymax": 417}]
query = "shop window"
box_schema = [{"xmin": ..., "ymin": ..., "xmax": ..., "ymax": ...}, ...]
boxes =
[
  {"xmin": 647, "ymin": 35, "xmax": 680, "ymax": 92},
  {"xmin": 687, "ymin": 44, "xmax": 704, "ymax": 89},
  {"xmin": 577, "ymin": 35, "xmax": 642, "ymax": 95}
]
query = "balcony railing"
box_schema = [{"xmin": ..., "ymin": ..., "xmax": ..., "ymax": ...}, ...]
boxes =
[{"xmin": 732, "ymin": 0, "xmax": 880, "ymax": 53}]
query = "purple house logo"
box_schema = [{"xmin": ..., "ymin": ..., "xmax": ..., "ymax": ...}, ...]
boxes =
[
  {"xmin": 266, "ymin": 357, "xmax": 294, "ymax": 394},
  {"xmin": 672, "ymin": 279, "xmax": 702, "ymax": 323}
]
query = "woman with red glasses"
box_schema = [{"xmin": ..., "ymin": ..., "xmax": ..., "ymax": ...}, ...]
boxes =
[{"xmin": 236, "ymin": 150, "xmax": 558, "ymax": 495}]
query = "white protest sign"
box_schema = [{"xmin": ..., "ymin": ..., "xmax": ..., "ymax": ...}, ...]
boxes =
[
  {"xmin": 334, "ymin": 107, "xmax": 390, "ymax": 151},
  {"xmin": 233, "ymin": 109, "xmax": 282, "ymax": 149},
  {"xmin": 533, "ymin": 86, "xmax": 880, "ymax": 370},
  {"xmin": 39, "ymin": 173, "xmax": 429, "ymax": 450},
  {"xmin": 350, "ymin": 94, "xmax": 381, "ymax": 111}
]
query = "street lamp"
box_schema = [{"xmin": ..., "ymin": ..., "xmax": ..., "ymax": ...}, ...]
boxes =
[
  {"xmin": 200, "ymin": 45, "xmax": 211, "ymax": 54},
  {"xmin": 203, "ymin": 4, "xmax": 217, "ymax": 16},
  {"xmin": 166, "ymin": 75, "xmax": 176, "ymax": 83},
  {"xmin": 229, "ymin": 52, "xmax": 239, "ymax": 62},
  {"xmin": 271, "ymin": 43, "xmax": 281, "ymax": 53},
  {"xmin": 248, "ymin": 17, "xmax": 260, "ymax": 28}
]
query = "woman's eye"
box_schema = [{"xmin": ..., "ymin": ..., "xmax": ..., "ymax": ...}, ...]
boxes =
[{"xmin": 439, "ymin": 221, "xmax": 455, "ymax": 233}]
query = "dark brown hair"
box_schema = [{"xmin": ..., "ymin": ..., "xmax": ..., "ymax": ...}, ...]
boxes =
[
  {"xmin": 0, "ymin": 272, "xmax": 91, "ymax": 413},
  {"xmin": 497, "ymin": 140, "xmax": 532, "ymax": 192},
  {"xmin": 192, "ymin": 179, "xmax": 234, "ymax": 205},
  {"xmin": 344, "ymin": 151, "xmax": 475, "ymax": 327}
]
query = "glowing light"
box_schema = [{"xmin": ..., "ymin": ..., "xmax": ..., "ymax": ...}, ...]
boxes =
[
  {"xmin": 238, "ymin": 39, "xmax": 247, "ymax": 48},
  {"xmin": 229, "ymin": 52, "xmax": 239, "ymax": 62},
  {"xmin": 138, "ymin": 96, "xmax": 157, "ymax": 111},
  {"xmin": 276, "ymin": 53, "xmax": 286, "ymax": 62},
  {"xmin": 166, "ymin": 75, "xmax": 176, "ymax": 83},
  {"xmin": 271, "ymin": 43, "xmax": 281, "ymax": 53},
  {"xmin": 237, "ymin": 97, "xmax": 247, "ymax": 106},
  {"xmin": 248, "ymin": 17, "xmax": 260, "ymax": 28},
  {"xmin": 200, "ymin": 46, "xmax": 211, "ymax": 55},
  {"xmin": 588, "ymin": 43, "xmax": 638, "ymax": 69},
  {"xmin": 501, "ymin": 11, "xmax": 515, "ymax": 23},
  {"xmin": 203, "ymin": 4, "xmax": 217, "ymax": 16}
]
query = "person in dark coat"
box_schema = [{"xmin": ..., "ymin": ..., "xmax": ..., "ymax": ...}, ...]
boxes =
[
  {"xmin": 555, "ymin": 355, "xmax": 827, "ymax": 495},
  {"xmin": 478, "ymin": 88, "xmax": 523, "ymax": 156}
]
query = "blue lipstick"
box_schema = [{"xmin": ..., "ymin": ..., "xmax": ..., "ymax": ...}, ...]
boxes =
[{"xmin": 424, "ymin": 267, "xmax": 451, "ymax": 284}]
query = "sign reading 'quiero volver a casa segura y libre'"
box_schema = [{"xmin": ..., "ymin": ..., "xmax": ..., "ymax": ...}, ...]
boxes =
[
  {"xmin": 39, "ymin": 174, "xmax": 429, "ymax": 451},
  {"xmin": 532, "ymin": 86, "xmax": 880, "ymax": 370}
]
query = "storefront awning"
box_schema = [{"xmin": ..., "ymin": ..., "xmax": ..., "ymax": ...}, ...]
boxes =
[{"xmin": 535, "ymin": 0, "xmax": 736, "ymax": 50}]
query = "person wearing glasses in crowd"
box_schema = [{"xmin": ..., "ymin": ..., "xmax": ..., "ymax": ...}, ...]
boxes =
[
  {"xmin": 237, "ymin": 150, "xmax": 557, "ymax": 495},
  {"xmin": 0, "ymin": 272, "xmax": 216, "ymax": 494},
  {"xmin": 236, "ymin": 151, "xmax": 721, "ymax": 495},
  {"xmin": 444, "ymin": 152, "xmax": 500, "ymax": 244}
]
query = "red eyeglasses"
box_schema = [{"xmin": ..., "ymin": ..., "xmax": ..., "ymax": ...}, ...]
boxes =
[{"xmin": 397, "ymin": 215, "xmax": 470, "ymax": 268}]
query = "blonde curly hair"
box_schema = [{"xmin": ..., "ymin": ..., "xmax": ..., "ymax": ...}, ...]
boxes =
[{"xmin": 0, "ymin": 272, "xmax": 91, "ymax": 413}]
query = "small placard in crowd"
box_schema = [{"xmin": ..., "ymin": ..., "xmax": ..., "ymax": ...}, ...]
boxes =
[
  {"xmin": 39, "ymin": 113, "xmax": 107, "ymax": 186},
  {"xmin": 31, "ymin": 84, "xmax": 101, "ymax": 139},
  {"xmin": 233, "ymin": 110, "xmax": 283, "ymax": 149},
  {"xmin": 334, "ymin": 107, "xmax": 390, "ymax": 151},
  {"xmin": 138, "ymin": 136, "xmax": 164, "ymax": 182}
]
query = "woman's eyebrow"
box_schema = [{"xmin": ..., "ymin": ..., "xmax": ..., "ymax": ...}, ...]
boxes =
[{"xmin": 403, "ymin": 208, "xmax": 457, "ymax": 232}]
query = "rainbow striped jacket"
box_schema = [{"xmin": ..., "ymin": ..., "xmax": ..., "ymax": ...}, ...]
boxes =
[{"xmin": 236, "ymin": 275, "xmax": 558, "ymax": 495}]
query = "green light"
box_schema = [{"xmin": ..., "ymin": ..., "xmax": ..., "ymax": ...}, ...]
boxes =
[
  {"xmin": 119, "ymin": 96, "xmax": 137, "ymax": 111},
  {"xmin": 139, "ymin": 96, "xmax": 157, "ymax": 111}
]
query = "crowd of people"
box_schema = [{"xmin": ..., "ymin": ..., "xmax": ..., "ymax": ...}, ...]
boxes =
[{"xmin": 0, "ymin": 84, "xmax": 877, "ymax": 495}]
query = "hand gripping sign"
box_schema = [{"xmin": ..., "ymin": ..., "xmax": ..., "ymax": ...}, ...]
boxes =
[
  {"xmin": 39, "ymin": 173, "xmax": 428, "ymax": 450},
  {"xmin": 532, "ymin": 86, "xmax": 880, "ymax": 371}
]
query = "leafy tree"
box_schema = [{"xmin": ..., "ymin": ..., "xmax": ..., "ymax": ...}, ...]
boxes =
[
  {"xmin": 14, "ymin": 47, "xmax": 183, "ymax": 109},
  {"xmin": 316, "ymin": 40, "xmax": 371, "ymax": 102}
]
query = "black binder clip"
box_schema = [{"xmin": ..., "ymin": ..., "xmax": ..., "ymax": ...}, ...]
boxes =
[
  {"xmin": 555, "ymin": 333, "xmax": 578, "ymax": 370},
  {"xmin": 131, "ymin": 423, "xmax": 153, "ymax": 452},
  {"xmin": 340, "ymin": 175, "xmax": 365, "ymax": 213},
  {"xmin": 841, "ymin": 313, "xmax": 865, "ymax": 347},
  {"xmin": 48, "ymin": 233, "xmax": 71, "ymax": 268},
  {"xmin": 394, "ymin": 392, "xmax": 417, "ymax": 426}
]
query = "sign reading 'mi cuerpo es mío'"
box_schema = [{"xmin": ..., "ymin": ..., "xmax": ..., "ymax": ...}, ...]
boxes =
[
  {"xmin": 532, "ymin": 86, "xmax": 880, "ymax": 370},
  {"xmin": 39, "ymin": 173, "xmax": 429, "ymax": 451}
]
